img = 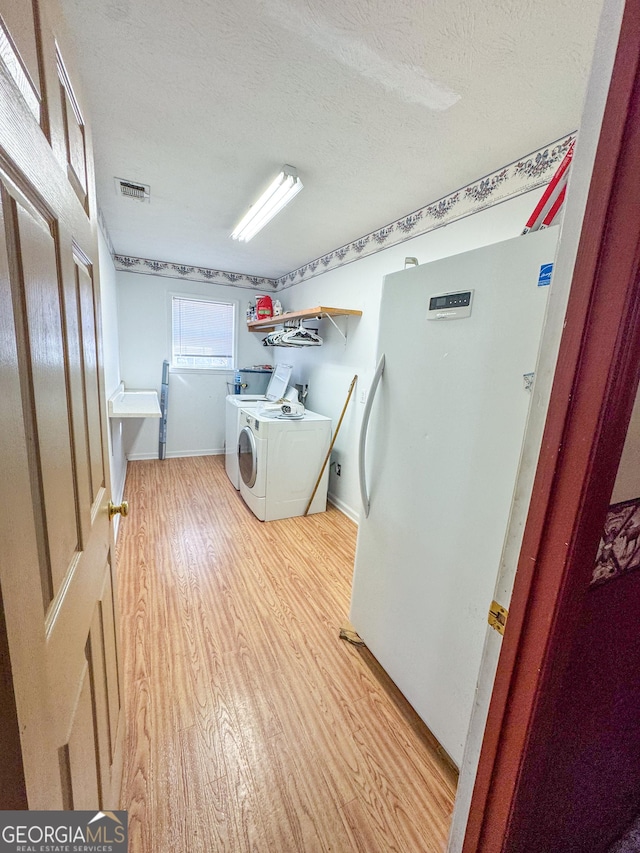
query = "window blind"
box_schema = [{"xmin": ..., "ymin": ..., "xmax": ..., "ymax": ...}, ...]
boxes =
[{"xmin": 172, "ymin": 296, "xmax": 235, "ymax": 369}]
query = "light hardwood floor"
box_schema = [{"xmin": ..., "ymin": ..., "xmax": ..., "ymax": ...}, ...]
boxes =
[{"xmin": 117, "ymin": 455, "xmax": 457, "ymax": 852}]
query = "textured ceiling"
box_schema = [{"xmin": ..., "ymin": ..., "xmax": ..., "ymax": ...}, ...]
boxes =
[{"xmin": 57, "ymin": 0, "xmax": 604, "ymax": 278}]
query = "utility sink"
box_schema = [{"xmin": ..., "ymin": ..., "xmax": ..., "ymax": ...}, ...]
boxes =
[{"xmin": 108, "ymin": 382, "xmax": 161, "ymax": 418}]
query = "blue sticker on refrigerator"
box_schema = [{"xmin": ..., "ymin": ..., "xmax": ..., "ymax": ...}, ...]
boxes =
[{"xmin": 538, "ymin": 263, "xmax": 554, "ymax": 286}]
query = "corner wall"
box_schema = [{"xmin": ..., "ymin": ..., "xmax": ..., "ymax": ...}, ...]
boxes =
[
  {"xmin": 116, "ymin": 274, "xmax": 269, "ymax": 460},
  {"xmin": 116, "ymin": 187, "xmax": 545, "ymax": 513},
  {"xmin": 98, "ymin": 228, "xmax": 126, "ymax": 504}
]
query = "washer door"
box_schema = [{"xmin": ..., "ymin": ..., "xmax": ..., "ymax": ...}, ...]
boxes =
[{"xmin": 238, "ymin": 426, "xmax": 257, "ymax": 488}]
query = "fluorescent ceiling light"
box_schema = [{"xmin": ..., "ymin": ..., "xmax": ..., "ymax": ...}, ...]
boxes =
[{"xmin": 231, "ymin": 166, "xmax": 303, "ymax": 242}]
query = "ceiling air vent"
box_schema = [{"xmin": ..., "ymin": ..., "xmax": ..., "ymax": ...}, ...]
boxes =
[{"xmin": 114, "ymin": 177, "xmax": 150, "ymax": 202}]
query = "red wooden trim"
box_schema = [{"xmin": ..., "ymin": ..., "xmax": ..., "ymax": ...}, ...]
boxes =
[{"xmin": 464, "ymin": 5, "xmax": 640, "ymax": 850}]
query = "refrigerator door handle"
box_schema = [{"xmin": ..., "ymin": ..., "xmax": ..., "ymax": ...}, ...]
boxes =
[{"xmin": 359, "ymin": 353, "xmax": 385, "ymax": 518}]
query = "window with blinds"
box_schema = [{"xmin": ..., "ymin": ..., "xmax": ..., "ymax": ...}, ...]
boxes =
[{"xmin": 171, "ymin": 295, "xmax": 236, "ymax": 369}]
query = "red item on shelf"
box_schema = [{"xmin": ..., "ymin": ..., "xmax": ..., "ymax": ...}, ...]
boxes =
[{"xmin": 256, "ymin": 295, "xmax": 273, "ymax": 319}]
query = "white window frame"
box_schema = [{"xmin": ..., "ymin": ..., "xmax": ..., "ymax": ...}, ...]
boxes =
[{"xmin": 169, "ymin": 292, "xmax": 238, "ymax": 374}]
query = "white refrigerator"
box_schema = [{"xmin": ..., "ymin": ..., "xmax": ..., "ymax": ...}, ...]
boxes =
[{"xmin": 349, "ymin": 228, "xmax": 558, "ymax": 768}]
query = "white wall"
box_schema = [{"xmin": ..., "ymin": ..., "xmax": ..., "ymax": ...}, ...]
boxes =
[
  {"xmin": 272, "ymin": 187, "xmax": 546, "ymax": 520},
  {"xmin": 117, "ymin": 274, "xmax": 268, "ymax": 459},
  {"xmin": 611, "ymin": 387, "xmax": 640, "ymax": 504},
  {"xmin": 98, "ymin": 228, "xmax": 127, "ymax": 504},
  {"xmin": 114, "ymin": 188, "xmax": 544, "ymax": 510}
]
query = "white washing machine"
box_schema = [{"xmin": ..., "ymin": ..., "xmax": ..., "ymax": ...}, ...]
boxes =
[
  {"xmin": 238, "ymin": 408, "xmax": 331, "ymax": 521},
  {"xmin": 224, "ymin": 363, "xmax": 292, "ymax": 488}
]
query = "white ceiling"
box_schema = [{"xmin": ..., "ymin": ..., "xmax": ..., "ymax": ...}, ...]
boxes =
[{"xmin": 58, "ymin": 0, "xmax": 604, "ymax": 279}]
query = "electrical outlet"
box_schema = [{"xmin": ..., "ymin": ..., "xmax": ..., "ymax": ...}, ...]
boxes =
[
  {"xmin": 335, "ymin": 463, "xmax": 341, "ymax": 477},
  {"xmin": 360, "ymin": 390, "xmax": 367, "ymax": 404}
]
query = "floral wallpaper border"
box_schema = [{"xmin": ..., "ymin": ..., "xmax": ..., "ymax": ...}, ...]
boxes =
[
  {"xmin": 112, "ymin": 254, "xmax": 278, "ymax": 290},
  {"xmin": 114, "ymin": 131, "xmax": 576, "ymax": 292},
  {"xmin": 591, "ymin": 496, "xmax": 640, "ymax": 588}
]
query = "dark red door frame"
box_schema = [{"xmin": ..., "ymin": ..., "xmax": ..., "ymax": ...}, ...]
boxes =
[{"xmin": 463, "ymin": 4, "xmax": 640, "ymax": 850}]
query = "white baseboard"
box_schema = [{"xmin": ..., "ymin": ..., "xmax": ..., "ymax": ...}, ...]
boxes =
[
  {"xmin": 110, "ymin": 457, "xmax": 128, "ymax": 545},
  {"xmin": 127, "ymin": 448, "xmax": 224, "ymax": 461},
  {"xmin": 328, "ymin": 492, "xmax": 359, "ymax": 524},
  {"xmin": 165, "ymin": 448, "xmax": 224, "ymax": 458},
  {"xmin": 113, "ymin": 464, "xmax": 128, "ymax": 505}
]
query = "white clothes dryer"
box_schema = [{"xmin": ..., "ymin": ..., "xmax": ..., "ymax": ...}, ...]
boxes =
[
  {"xmin": 238, "ymin": 408, "xmax": 331, "ymax": 521},
  {"xmin": 224, "ymin": 363, "xmax": 293, "ymax": 488},
  {"xmin": 225, "ymin": 395, "xmax": 264, "ymax": 488}
]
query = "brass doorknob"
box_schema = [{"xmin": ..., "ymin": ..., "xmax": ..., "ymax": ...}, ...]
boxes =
[{"xmin": 108, "ymin": 500, "xmax": 129, "ymax": 520}]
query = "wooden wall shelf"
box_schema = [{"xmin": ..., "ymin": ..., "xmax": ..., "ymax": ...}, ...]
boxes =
[{"xmin": 247, "ymin": 306, "xmax": 362, "ymax": 332}]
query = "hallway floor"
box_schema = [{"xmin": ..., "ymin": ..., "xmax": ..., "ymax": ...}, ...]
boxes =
[{"xmin": 116, "ymin": 456, "xmax": 457, "ymax": 851}]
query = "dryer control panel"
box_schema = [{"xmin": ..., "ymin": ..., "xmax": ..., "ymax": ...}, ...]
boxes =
[{"xmin": 242, "ymin": 412, "xmax": 259, "ymax": 430}]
